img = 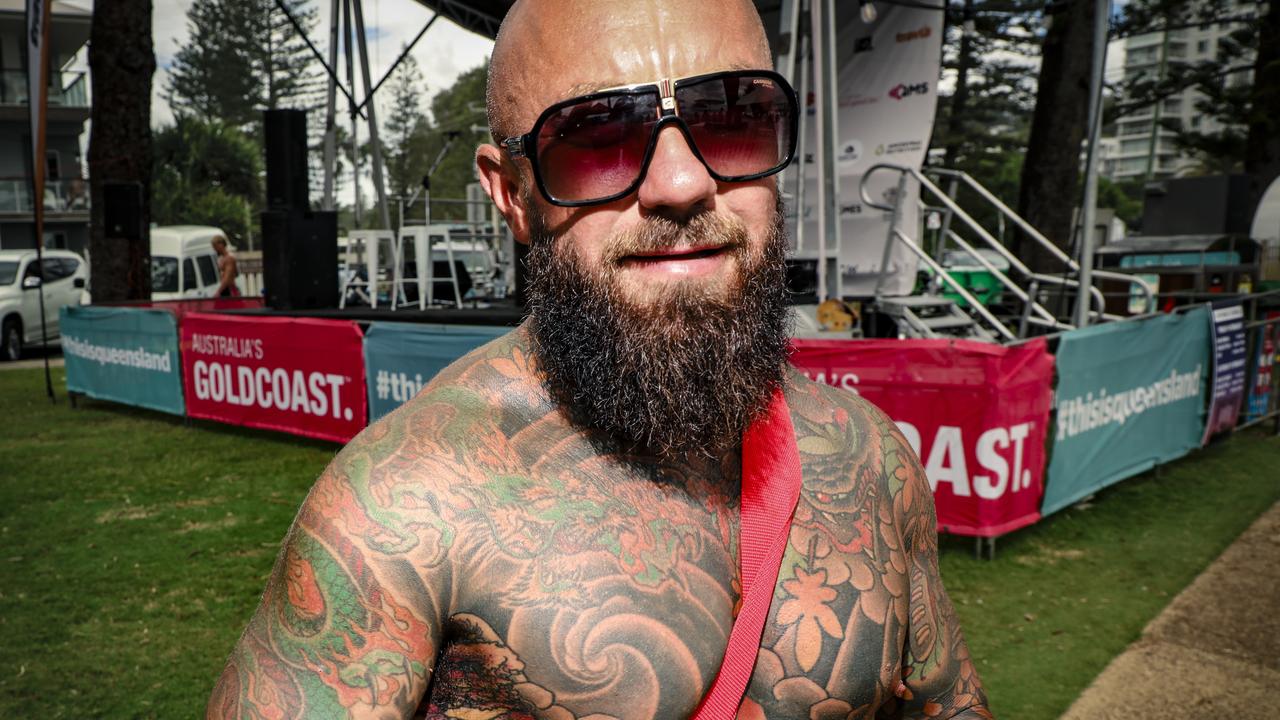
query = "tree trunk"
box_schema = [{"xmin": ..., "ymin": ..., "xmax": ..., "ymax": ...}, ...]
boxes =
[
  {"xmin": 944, "ymin": 0, "xmax": 975, "ymax": 168},
  {"xmin": 88, "ymin": 0, "xmax": 155, "ymax": 301},
  {"xmin": 1014, "ymin": 0, "xmax": 1096, "ymax": 273},
  {"xmin": 1245, "ymin": 0, "xmax": 1280, "ymax": 214}
]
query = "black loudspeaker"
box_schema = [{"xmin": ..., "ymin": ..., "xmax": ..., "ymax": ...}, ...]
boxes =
[
  {"xmin": 261, "ymin": 209, "xmax": 338, "ymax": 310},
  {"xmin": 1142, "ymin": 175, "xmax": 1251, "ymax": 236},
  {"xmin": 264, "ymin": 109, "xmax": 310, "ymax": 211},
  {"xmin": 103, "ymin": 182, "xmax": 143, "ymax": 239}
]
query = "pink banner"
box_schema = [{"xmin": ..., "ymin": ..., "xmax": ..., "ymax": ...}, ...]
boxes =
[
  {"xmin": 791, "ymin": 338, "xmax": 1055, "ymax": 537},
  {"xmin": 181, "ymin": 313, "xmax": 366, "ymax": 443}
]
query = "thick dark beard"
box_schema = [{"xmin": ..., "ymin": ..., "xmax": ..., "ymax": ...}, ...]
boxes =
[{"xmin": 525, "ymin": 201, "xmax": 792, "ymax": 459}]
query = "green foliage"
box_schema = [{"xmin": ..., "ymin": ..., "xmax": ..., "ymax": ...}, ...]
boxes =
[
  {"xmin": 165, "ymin": 0, "xmax": 324, "ymax": 131},
  {"xmin": 0, "ymin": 367, "xmax": 1277, "ymax": 717},
  {"xmin": 406, "ymin": 64, "xmax": 489, "ymax": 221},
  {"xmin": 1097, "ymin": 176, "xmax": 1146, "ymax": 228},
  {"xmin": 927, "ymin": 0, "xmax": 1042, "ymax": 237},
  {"xmin": 152, "ymin": 117, "xmax": 262, "ymax": 247},
  {"xmin": 384, "ymin": 52, "xmax": 427, "ymax": 200},
  {"xmin": 930, "ymin": 0, "xmax": 1042, "ymax": 171}
]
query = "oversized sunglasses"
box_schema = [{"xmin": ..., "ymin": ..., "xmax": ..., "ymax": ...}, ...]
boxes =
[{"xmin": 501, "ymin": 69, "xmax": 799, "ymax": 207}]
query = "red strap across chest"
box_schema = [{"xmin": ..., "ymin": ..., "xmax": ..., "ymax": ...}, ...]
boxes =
[{"xmin": 691, "ymin": 388, "xmax": 802, "ymax": 719}]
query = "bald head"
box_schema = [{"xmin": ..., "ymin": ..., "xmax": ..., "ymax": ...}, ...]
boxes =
[{"xmin": 485, "ymin": 0, "xmax": 772, "ymax": 143}]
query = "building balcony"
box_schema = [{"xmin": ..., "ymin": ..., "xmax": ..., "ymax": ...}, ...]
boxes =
[
  {"xmin": 0, "ymin": 70, "xmax": 88, "ymax": 108},
  {"xmin": 0, "ymin": 177, "xmax": 90, "ymax": 216}
]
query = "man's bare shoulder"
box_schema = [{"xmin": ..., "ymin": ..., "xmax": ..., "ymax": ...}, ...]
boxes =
[
  {"xmin": 786, "ymin": 370, "xmax": 916, "ymax": 476},
  {"xmin": 784, "ymin": 370, "xmax": 931, "ymax": 537},
  {"xmin": 327, "ymin": 327, "xmax": 555, "ymax": 526}
]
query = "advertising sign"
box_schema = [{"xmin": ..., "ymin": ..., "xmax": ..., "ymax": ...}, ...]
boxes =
[
  {"xmin": 791, "ymin": 337, "xmax": 1055, "ymax": 537},
  {"xmin": 181, "ymin": 313, "xmax": 366, "ymax": 442},
  {"xmin": 364, "ymin": 322, "xmax": 508, "ymax": 421},
  {"xmin": 1245, "ymin": 311, "xmax": 1279, "ymax": 422},
  {"xmin": 791, "ymin": 4, "xmax": 941, "ymax": 296},
  {"xmin": 1203, "ymin": 300, "xmax": 1248, "ymax": 441},
  {"xmin": 61, "ymin": 306, "xmax": 185, "ymax": 416},
  {"xmin": 1043, "ymin": 308, "xmax": 1210, "ymax": 516}
]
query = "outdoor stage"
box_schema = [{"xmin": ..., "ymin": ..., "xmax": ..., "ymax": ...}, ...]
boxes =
[{"xmin": 56, "ymin": 293, "xmax": 1280, "ymax": 545}]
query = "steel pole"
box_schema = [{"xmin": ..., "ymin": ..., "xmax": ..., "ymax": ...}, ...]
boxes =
[
  {"xmin": 809, "ymin": 0, "xmax": 828, "ymax": 301},
  {"xmin": 343, "ymin": 0, "xmax": 362, "ymax": 226},
  {"xmin": 1074, "ymin": 0, "xmax": 1110, "ymax": 327},
  {"xmin": 793, "ymin": 29, "xmax": 810, "ymax": 254},
  {"xmin": 825, "ymin": 0, "xmax": 843, "ymax": 299},
  {"xmin": 352, "ymin": 0, "xmax": 392, "ymax": 230},
  {"xmin": 322, "ymin": 0, "xmax": 339, "ymax": 210}
]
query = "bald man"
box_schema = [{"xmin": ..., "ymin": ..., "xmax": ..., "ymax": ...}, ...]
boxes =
[{"xmin": 207, "ymin": 1, "xmax": 992, "ymax": 718}]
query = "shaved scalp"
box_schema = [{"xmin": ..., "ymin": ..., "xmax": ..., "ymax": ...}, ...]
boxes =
[{"xmin": 485, "ymin": 0, "xmax": 772, "ymax": 142}]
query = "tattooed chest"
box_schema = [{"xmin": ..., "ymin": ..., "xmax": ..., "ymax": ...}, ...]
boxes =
[
  {"xmin": 420, "ymin": 477, "xmax": 740, "ymax": 719},
  {"xmin": 413, "ymin": 501, "xmax": 906, "ymax": 719}
]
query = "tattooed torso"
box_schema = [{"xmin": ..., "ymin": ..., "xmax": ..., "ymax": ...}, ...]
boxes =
[{"xmin": 209, "ymin": 328, "xmax": 990, "ymax": 720}]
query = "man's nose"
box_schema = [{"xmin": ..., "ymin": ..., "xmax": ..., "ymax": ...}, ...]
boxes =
[{"xmin": 635, "ymin": 124, "xmax": 717, "ymax": 218}]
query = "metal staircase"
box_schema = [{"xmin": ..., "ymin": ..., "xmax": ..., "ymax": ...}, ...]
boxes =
[
  {"xmin": 858, "ymin": 164, "xmax": 1157, "ymax": 342},
  {"xmin": 876, "ymin": 295, "xmax": 996, "ymax": 341}
]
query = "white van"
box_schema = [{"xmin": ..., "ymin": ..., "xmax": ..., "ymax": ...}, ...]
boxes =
[{"xmin": 150, "ymin": 226, "xmax": 226, "ymax": 300}]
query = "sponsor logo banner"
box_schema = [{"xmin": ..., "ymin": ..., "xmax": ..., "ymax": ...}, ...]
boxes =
[
  {"xmin": 364, "ymin": 322, "xmax": 508, "ymax": 422},
  {"xmin": 1245, "ymin": 311, "xmax": 1279, "ymax": 422},
  {"xmin": 887, "ymin": 81, "xmax": 929, "ymax": 100},
  {"xmin": 181, "ymin": 313, "xmax": 366, "ymax": 442},
  {"xmin": 791, "ymin": 337, "xmax": 1055, "ymax": 537},
  {"xmin": 1043, "ymin": 309, "xmax": 1210, "ymax": 516},
  {"xmin": 1203, "ymin": 300, "xmax": 1248, "ymax": 441},
  {"xmin": 61, "ymin": 306, "xmax": 185, "ymax": 416},
  {"xmin": 791, "ymin": 5, "xmax": 941, "ymax": 296}
]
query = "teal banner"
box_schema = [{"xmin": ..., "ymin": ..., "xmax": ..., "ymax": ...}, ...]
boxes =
[
  {"xmin": 60, "ymin": 306, "xmax": 185, "ymax": 416},
  {"xmin": 364, "ymin": 322, "xmax": 508, "ymax": 421},
  {"xmin": 1042, "ymin": 307, "xmax": 1211, "ymax": 516}
]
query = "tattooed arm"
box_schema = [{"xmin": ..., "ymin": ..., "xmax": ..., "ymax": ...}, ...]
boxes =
[
  {"xmin": 207, "ymin": 424, "xmax": 451, "ymax": 719},
  {"xmin": 885, "ymin": 419, "xmax": 993, "ymax": 720}
]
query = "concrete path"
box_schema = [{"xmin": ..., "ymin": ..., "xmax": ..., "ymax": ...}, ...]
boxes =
[{"xmin": 1060, "ymin": 501, "xmax": 1280, "ymax": 719}]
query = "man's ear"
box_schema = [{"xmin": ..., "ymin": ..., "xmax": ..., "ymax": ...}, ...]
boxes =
[{"xmin": 476, "ymin": 144, "xmax": 531, "ymax": 244}]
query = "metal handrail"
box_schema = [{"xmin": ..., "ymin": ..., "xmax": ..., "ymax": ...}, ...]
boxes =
[
  {"xmin": 864, "ymin": 164, "xmax": 1154, "ymax": 323},
  {"xmin": 941, "ymin": 229, "xmax": 1066, "ymax": 328},
  {"xmin": 928, "ymin": 167, "xmax": 1156, "ymax": 314},
  {"xmin": 929, "ymin": 167, "xmax": 1075, "ymax": 267},
  {"xmin": 865, "ymin": 164, "xmax": 1103, "ymax": 325},
  {"xmin": 890, "ymin": 229, "xmax": 1017, "ymax": 341}
]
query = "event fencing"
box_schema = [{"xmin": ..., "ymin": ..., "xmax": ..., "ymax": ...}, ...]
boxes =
[{"xmin": 60, "ymin": 294, "xmax": 1280, "ymax": 539}]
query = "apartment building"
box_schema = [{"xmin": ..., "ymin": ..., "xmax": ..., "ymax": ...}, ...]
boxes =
[
  {"xmin": 1107, "ymin": 2, "xmax": 1259, "ymax": 181},
  {"xmin": 0, "ymin": 0, "xmax": 91, "ymax": 251}
]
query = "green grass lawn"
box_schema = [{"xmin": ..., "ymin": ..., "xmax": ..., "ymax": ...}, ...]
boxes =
[{"xmin": 1, "ymin": 367, "xmax": 1277, "ymax": 719}]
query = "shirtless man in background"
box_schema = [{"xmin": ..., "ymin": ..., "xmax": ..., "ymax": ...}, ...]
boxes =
[
  {"xmin": 207, "ymin": 1, "xmax": 992, "ymax": 717},
  {"xmin": 211, "ymin": 235, "xmax": 239, "ymax": 298}
]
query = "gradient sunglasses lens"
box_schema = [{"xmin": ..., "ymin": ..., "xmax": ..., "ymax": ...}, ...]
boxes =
[
  {"xmin": 535, "ymin": 93, "xmax": 660, "ymax": 203},
  {"xmin": 678, "ymin": 73, "xmax": 795, "ymax": 180}
]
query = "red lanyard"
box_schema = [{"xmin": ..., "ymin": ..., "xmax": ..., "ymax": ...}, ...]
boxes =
[{"xmin": 692, "ymin": 388, "xmax": 802, "ymax": 719}]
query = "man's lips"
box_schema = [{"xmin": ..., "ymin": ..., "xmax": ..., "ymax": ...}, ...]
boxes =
[{"xmin": 617, "ymin": 245, "xmax": 734, "ymax": 277}]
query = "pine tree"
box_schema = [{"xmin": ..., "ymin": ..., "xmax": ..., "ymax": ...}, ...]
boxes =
[
  {"xmin": 166, "ymin": 0, "xmax": 324, "ymax": 131},
  {"xmin": 165, "ymin": 0, "xmax": 260, "ymax": 127},
  {"xmin": 384, "ymin": 51, "xmax": 427, "ymax": 199},
  {"xmin": 928, "ymin": 0, "xmax": 1042, "ymax": 234}
]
